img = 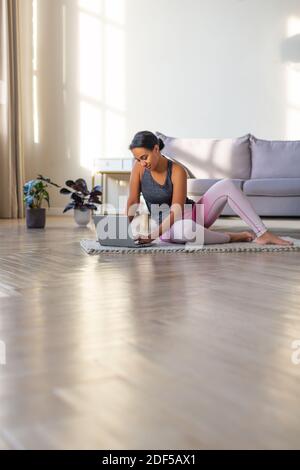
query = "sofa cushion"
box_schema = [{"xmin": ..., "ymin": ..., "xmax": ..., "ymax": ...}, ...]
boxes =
[
  {"xmin": 222, "ymin": 196, "xmax": 300, "ymax": 216},
  {"xmin": 250, "ymin": 135, "xmax": 300, "ymax": 178},
  {"xmin": 244, "ymin": 178, "xmax": 300, "ymax": 196},
  {"xmin": 187, "ymin": 178, "xmax": 244, "ymax": 196},
  {"xmin": 156, "ymin": 132, "xmax": 251, "ymax": 179}
]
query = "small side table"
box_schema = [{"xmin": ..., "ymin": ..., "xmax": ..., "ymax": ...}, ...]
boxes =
[{"xmin": 91, "ymin": 170, "xmax": 132, "ymax": 212}]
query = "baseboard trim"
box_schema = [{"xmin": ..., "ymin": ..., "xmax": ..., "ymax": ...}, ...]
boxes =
[{"xmin": 47, "ymin": 207, "xmax": 72, "ymax": 216}]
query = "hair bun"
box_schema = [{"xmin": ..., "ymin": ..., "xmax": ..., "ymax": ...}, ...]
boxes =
[
  {"xmin": 158, "ymin": 137, "xmax": 165, "ymax": 150},
  {"xmin": 129, "ymin": 131, "xmax": 164, "ymax": 152}
]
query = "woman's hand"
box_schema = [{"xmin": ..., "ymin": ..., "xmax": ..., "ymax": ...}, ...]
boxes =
[{"xmin": 134, "ymin": 234, "xmax": 156, "ymax": 245}]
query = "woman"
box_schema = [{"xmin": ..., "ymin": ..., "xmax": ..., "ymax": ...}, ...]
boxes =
[{"xmin": 126, "ymin": 130, "xmax": 292, "ymax": 246}]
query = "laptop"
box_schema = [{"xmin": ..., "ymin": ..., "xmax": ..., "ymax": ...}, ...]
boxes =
[{"xmin": 94, "ymin": 214, "xmax": 154, "ymax": 248}]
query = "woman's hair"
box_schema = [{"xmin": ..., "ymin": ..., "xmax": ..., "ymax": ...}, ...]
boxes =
[{"xmin": 129, "ymin": 131, "xmax": 164, "ymax": 151}]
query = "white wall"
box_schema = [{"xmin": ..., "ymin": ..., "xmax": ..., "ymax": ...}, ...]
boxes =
[{"xmin": 19, "ymin": 0, "xmax": 300, "ymax": 211}]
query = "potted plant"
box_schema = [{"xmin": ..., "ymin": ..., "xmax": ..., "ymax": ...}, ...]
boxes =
[
  {"xmin": 60, "ymin": 178, "xmax": 102, "ymax": 226},
  {"xmin": 23, "ymin": 175, "xmax": 60, "ymax": 228}
]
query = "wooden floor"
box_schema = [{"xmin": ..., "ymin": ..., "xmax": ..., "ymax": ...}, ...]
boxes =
[{"xmin": 0, "ymin": 216, "xmax": 300, "ymax": 450}]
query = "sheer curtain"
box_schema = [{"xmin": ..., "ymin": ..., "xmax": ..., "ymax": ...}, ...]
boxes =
[{"xmin": 0, "ymin": 0, "xmax": 25, "ymax": 218}]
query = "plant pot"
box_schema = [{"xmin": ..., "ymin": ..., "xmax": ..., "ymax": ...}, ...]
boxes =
[
  {"xmin": 74, "ymin": 208, "xmax": 91, "ymax": 226},
  {"xmin": 26, "ymin": 208, "xmax": 46, "ymax": 229}
]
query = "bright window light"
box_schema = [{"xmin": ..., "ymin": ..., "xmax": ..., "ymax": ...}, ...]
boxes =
[
  {"xmin": 33, "ymin": 75, "xmax": 39, "ymax": 144},
  {"xmin": 105, "ymin": 109, "xmax": 126, "ymax": 158},
  {"xmin": 78, "ymin": 0, "xmax": 126, "ymax": 170},
  {"xmin": 104, "ymin": 0, "xmax": 125, "ymax": 25},
  {"xmin": 79, "ymin": 0, "xmax": 103, "ymax": 16},
  {"xmin": 79, "ymin": 11, "xmax": 103, "ymax": 101},
  {"xmin": 80, "ymin": 101, "xmax": 103, "ymax": 170},
  {"xmin": 104, "ymin": 23, "xmax": 125, "ymax": 111}
]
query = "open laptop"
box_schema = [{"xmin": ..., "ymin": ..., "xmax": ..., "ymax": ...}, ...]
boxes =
[{"xmin": 94, "ymin": 214, "xmax": 154, "ymax": 248}]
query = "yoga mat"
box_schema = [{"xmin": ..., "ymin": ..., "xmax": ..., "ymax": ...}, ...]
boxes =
[{"xmin": 80, "ymin": 237, "xmax": 300, "ymax": 255}]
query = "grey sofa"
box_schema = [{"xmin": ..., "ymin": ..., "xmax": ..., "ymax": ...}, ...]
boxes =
[{"xmin": 156, "ymin": 132, "xmax": 300, "ymax": 216}]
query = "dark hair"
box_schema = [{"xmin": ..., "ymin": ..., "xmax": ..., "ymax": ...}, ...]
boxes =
[{"xmin": 129, "ymin": 130, "xmax": 164, "ymax": 151}]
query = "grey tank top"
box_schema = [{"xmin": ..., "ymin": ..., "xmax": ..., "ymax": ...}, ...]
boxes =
[{"xmin": 141, "ymin": 158, "xmax": 195, "ymax": 224}]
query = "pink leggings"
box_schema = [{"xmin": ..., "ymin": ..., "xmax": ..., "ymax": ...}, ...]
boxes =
[{"xmin": 160, "ymin": 179, "xmax": 268, "ymax": 244}]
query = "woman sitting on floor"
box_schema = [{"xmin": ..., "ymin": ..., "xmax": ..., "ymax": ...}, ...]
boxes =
[{"xmin": 126, "ymin": 130, "xmax": 293, "ymax": 246}]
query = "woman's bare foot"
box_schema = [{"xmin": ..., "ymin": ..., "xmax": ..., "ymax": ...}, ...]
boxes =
[
  {"xmin": 254, "ymin": 231, "xmax": 293, "ymax": 246},
  {"xmin": 226, "ymin": 231, "xmax": 255, "ymax": 243}
]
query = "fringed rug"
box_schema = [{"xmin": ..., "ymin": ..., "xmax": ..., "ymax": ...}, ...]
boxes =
[{"xmin": 80, "ymin": 237, "xmax": 300, "ymax": 255}]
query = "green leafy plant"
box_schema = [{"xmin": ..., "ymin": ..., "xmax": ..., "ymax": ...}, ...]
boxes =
[{"xmin": 23, "ymin": 175, "xmax": 60, "ymax": 209}]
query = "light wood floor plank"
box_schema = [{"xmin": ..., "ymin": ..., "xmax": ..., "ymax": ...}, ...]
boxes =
[{"xmin": 0, "ymin": 216, "xmax": 300, "ymax": 449}]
